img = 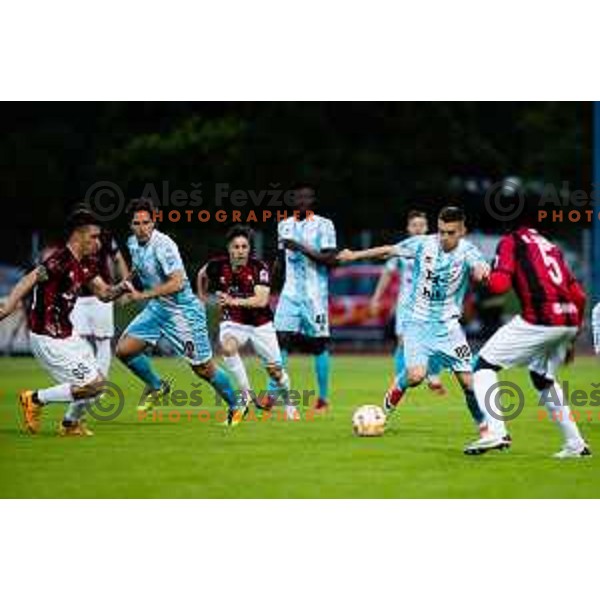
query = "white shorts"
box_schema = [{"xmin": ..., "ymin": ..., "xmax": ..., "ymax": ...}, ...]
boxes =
[
  {"xmin": 30, "ymin": 332, "xmax": 101, "ymax": 386},
  {"xmin": 480, "ymin": 315, "xmax": 578, "ymax": 378},
  {"xmin": 71, "ymin": 296, "xmax": 114, "ymax": 338},
  {"xmin": 219, "ymin": 321, "xmax": 282, "ymax": 366}
]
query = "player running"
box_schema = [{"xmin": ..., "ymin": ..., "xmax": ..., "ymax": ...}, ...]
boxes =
[
  {"xmin": 338, "ymin": 206, "xmax": 490, "ymax": 432},
  {"xmin": 115, "ymin": 199, "xmax": 243, "ymax": 426},
  {"xmin": 70, "ymin": 227, "xmax": 129, "ymax": 377},
  {"xmin": 274, "ymin": 183, "xmax": 338, "ymax": 411},
  {"xmin": 369, "ymin": 209, "xmax": 446, "ymax": 394},
  {"xmin": 0, "ymin": 209, "xmax": 133, "ymax": 436},
  {"xmin": 464, "ymin": 226, "xmax": 590, "ymax": 458},
  {"xmin": 197, "ymin": 225, "xmax": 298, "ymax": 419}
]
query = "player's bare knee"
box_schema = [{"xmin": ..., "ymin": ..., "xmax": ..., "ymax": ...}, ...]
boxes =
[
  {"xmin": 220, "ymin": 337, "xmax": 238, "ymax": 356},
  {"xmin": 266, "ymin": 363, "xmax": 282, "ymax": 380},
  {"xmin": 407, "ymin": 367, "xmax": 426, "ymax": 386},
  {"xmin": 192, "ymin": 360, "xmax": 215, "ymax": 380},
  {"xmin": 73, "ymin": 375, "xmax": 105, "ymax": 399}
]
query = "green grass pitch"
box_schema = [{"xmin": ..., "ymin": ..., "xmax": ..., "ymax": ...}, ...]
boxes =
[{"xmin": 0, "ymin": 355, "xmax": 598, "ymax": 498}]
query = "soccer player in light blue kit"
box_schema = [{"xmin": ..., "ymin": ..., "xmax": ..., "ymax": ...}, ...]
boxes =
[
  {"xmin": 274, "ymin": 183, "xmax": 338, "ymax": 411},
  {"xmin": 339, "ymin": 206, "xmax": 490, "ymax": 433},
  {"xmin": 115, "ymin": 199, "xmax": 243, "ymax": 426},
  {"xmin": 370, "ymin": 209, "xmax": 446, "ymax": 394}
]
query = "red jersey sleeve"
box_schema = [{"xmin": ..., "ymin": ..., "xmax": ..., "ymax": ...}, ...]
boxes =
[
  {"xmin": 488, "ymin": 234, "xmax": 515, "ymax": 294},
  {"xmin": 38, "ymin": 249, "xmax": 67, "ymax": 282}
]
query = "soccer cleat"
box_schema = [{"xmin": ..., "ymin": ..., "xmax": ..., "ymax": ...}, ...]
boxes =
[
  {"xmin": 553, "ymin": 444, "xmax": 592, "ymax": 459},
  {"xmin": 383, "ymin": 387, "xmax": 404, "ymax": 414},
  {"xmin": 285, "ymin": 405, "xmax": 301, "ymax": 421},
  {"xmin": 314, "ymin": 397, "xmax": 330, "ymax": 412},
  {"xmin": 137, "ymin": 378, "xmax": 172, "ymax": 414},
  {"xmin": 59, "ymin": 420, "xmax": 95, "ymax": 437},
  {"xmin": 464, "ymin": 434, "xmax": 511, "ymax": 455},
  {"xmin": 256, "ymin": 393, "xmax": 276, "ymax": 411},
  {"xmin": 18, "ymin": 390, "xmax": 41, "ymax": 434},
  {"xmin": 226, "ymin": 408, "xmax": 246, "ymax": 427}
]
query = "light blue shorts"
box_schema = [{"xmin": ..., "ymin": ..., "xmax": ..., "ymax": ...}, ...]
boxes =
[
  {"xmin": 123, "ymin": 300, "xmax": 213, "ymax": 365},
  {"xmin": 274, "ymin": 295, "xmax": 330, "ymax": 338},
  {"xmin": 403, "ymin": 320, "xmax": 473, "ymax": 373}
]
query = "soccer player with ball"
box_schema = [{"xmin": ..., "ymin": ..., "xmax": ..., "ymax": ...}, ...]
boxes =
[{"xmin": 339, "ymin": 206, "xmax": 490, "ymax": 436}]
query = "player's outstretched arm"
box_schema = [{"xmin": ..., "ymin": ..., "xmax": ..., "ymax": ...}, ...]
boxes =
[
  {"xmin": 0, "ymin": 267, "xmax": 43, "ymax": 321},
  {"xmin": 88, "ymin": 276, "xmax": 135, "ymax": 303},
  {"xmin": 218, "ymin": 285, "xmax": 270, "ymax": 309},
  {"xmin": 337, "ymin": 245, "xmax": 396, "ymax": 263}
]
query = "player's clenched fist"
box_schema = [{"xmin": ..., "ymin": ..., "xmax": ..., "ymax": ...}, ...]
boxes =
[{"xmin": 471, "ymin": 262, "xmax": 491, "ymax": 282}]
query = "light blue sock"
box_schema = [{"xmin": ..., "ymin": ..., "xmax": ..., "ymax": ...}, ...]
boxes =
[
  {"xmin": 209, "ymin": 366, "xmax": 237, "ymax": 410},
  {"xmin": 394, "ymin": 344, "xmax": 406, "ymax": 377},
  {"xmin": 428, "ymin": 354, "xmax": 443, "ymax": 378},
  {"xmin": 280, "ymin": 349, "xmax": 289, "ymax": 368},
  {"xmin": 122, "ymin": 354, "xmax": 162, "ymax": 390},
  {"xmin": 395, "ymin": 368, "xmax": 409, "ymax": 392},
  {"xmin": 314, "ymin": 351, "xmax": 330, "ymax": 400}
]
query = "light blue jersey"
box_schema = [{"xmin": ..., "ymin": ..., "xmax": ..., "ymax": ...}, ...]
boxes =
[
  {"xmin": 124, "ymin": 230, "xmax": 212, "ymax": 364},
  {"xmin": 274, "ymin": 215, "xmax": 336, "ymax": 337},
  {"xmin": 128, "ymin": 230, "xmax": 198, "ymax": 310},
  {"xmin": 394, "ymin": 234, "xmax": 485, "ymax": 329},
  {"xmin": 392, "ymin": 234, "xmax": 487, "ymax": 372}
]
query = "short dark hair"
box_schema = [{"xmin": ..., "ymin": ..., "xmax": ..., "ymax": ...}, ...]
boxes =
[
  {"xmin": 226, "ymin": 225, "xmax": 253, "ymax": 246},
  {"xmin": 128, "ymin": 197, "xmax": 156, "ymax": 219},
  {"xmin": 438, "ymin": 205, "xmax": 466, "ymax": 223},
  {"xmin": 407, "ymin": 210, "xmax": 427, "ymax": 222},
  {"xmin": 66, "ymin": 207, "xmax": 100, "ymax": 235}
]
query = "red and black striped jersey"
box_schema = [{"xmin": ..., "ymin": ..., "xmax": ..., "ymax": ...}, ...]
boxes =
[
  {"xmin": 490, "ymin": 227, "xmax": 584, "ymax": 326},
  {"xmin": 205, "ymin": 255, "xmax": 273, "ymax": 326},
  {"xmin": 28, "ymin": 246, "xmax": 99, "ymax": 338}
]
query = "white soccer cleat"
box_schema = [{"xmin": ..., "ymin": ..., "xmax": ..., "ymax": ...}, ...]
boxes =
[
  {"xmin": 285, "ymin": 405, "xmax": 300, "ymax": 421},
  {"xmin": 464, "ymin": 434, "xmax": 511, "ymax": 455},
  {"xmin": 553, "ymin": 444, "xmax": 592, "ymax": 459}
]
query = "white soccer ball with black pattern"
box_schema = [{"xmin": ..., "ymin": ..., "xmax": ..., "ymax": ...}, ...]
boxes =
[{"xmin": 352, "ymin": 405, "xmax": 386, "ymax": 437}]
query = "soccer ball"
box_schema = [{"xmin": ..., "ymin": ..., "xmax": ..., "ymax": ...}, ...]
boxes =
[{"xmin": 352, "ymin": 405, "xmax": 386, "ymax": 437}]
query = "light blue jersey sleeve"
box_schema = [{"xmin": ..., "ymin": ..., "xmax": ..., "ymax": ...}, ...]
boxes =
[
  {"xmin": 155, "ymin": 237, "xmax": 185, "ymax": 276},
  {"xmin": 462, "ymin": 241, "xmax": 487, "ymax": 269},
  {"xmin": 392, "ymin": 235, "xmax": 425, "ymax": 259},
  {"xmin": 318, "ymin": 219, "xmax": 337, "ymax": 250}
]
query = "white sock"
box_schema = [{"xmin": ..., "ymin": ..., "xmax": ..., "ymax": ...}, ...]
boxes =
[
  {"xmin": 541, "ymin": 383, "xmax": 585, "ymax": 449},
  {"xmin": 95, "ymin": 338, "xmax": 112, "ymax": 378},
  {"xmin": 37, "ymin": 383, "xmax": 73, "ymax": 404},
  {"xmin": 473, "ymin": 369, "xmax": 507, "ymax": 438},
  {"xmin": 224, "ymin": 354, "xmax": 251, "ymax": 392},
  {"xmin": 64, "ymin": 399, "xmax": 88, "ymax": 423}
]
